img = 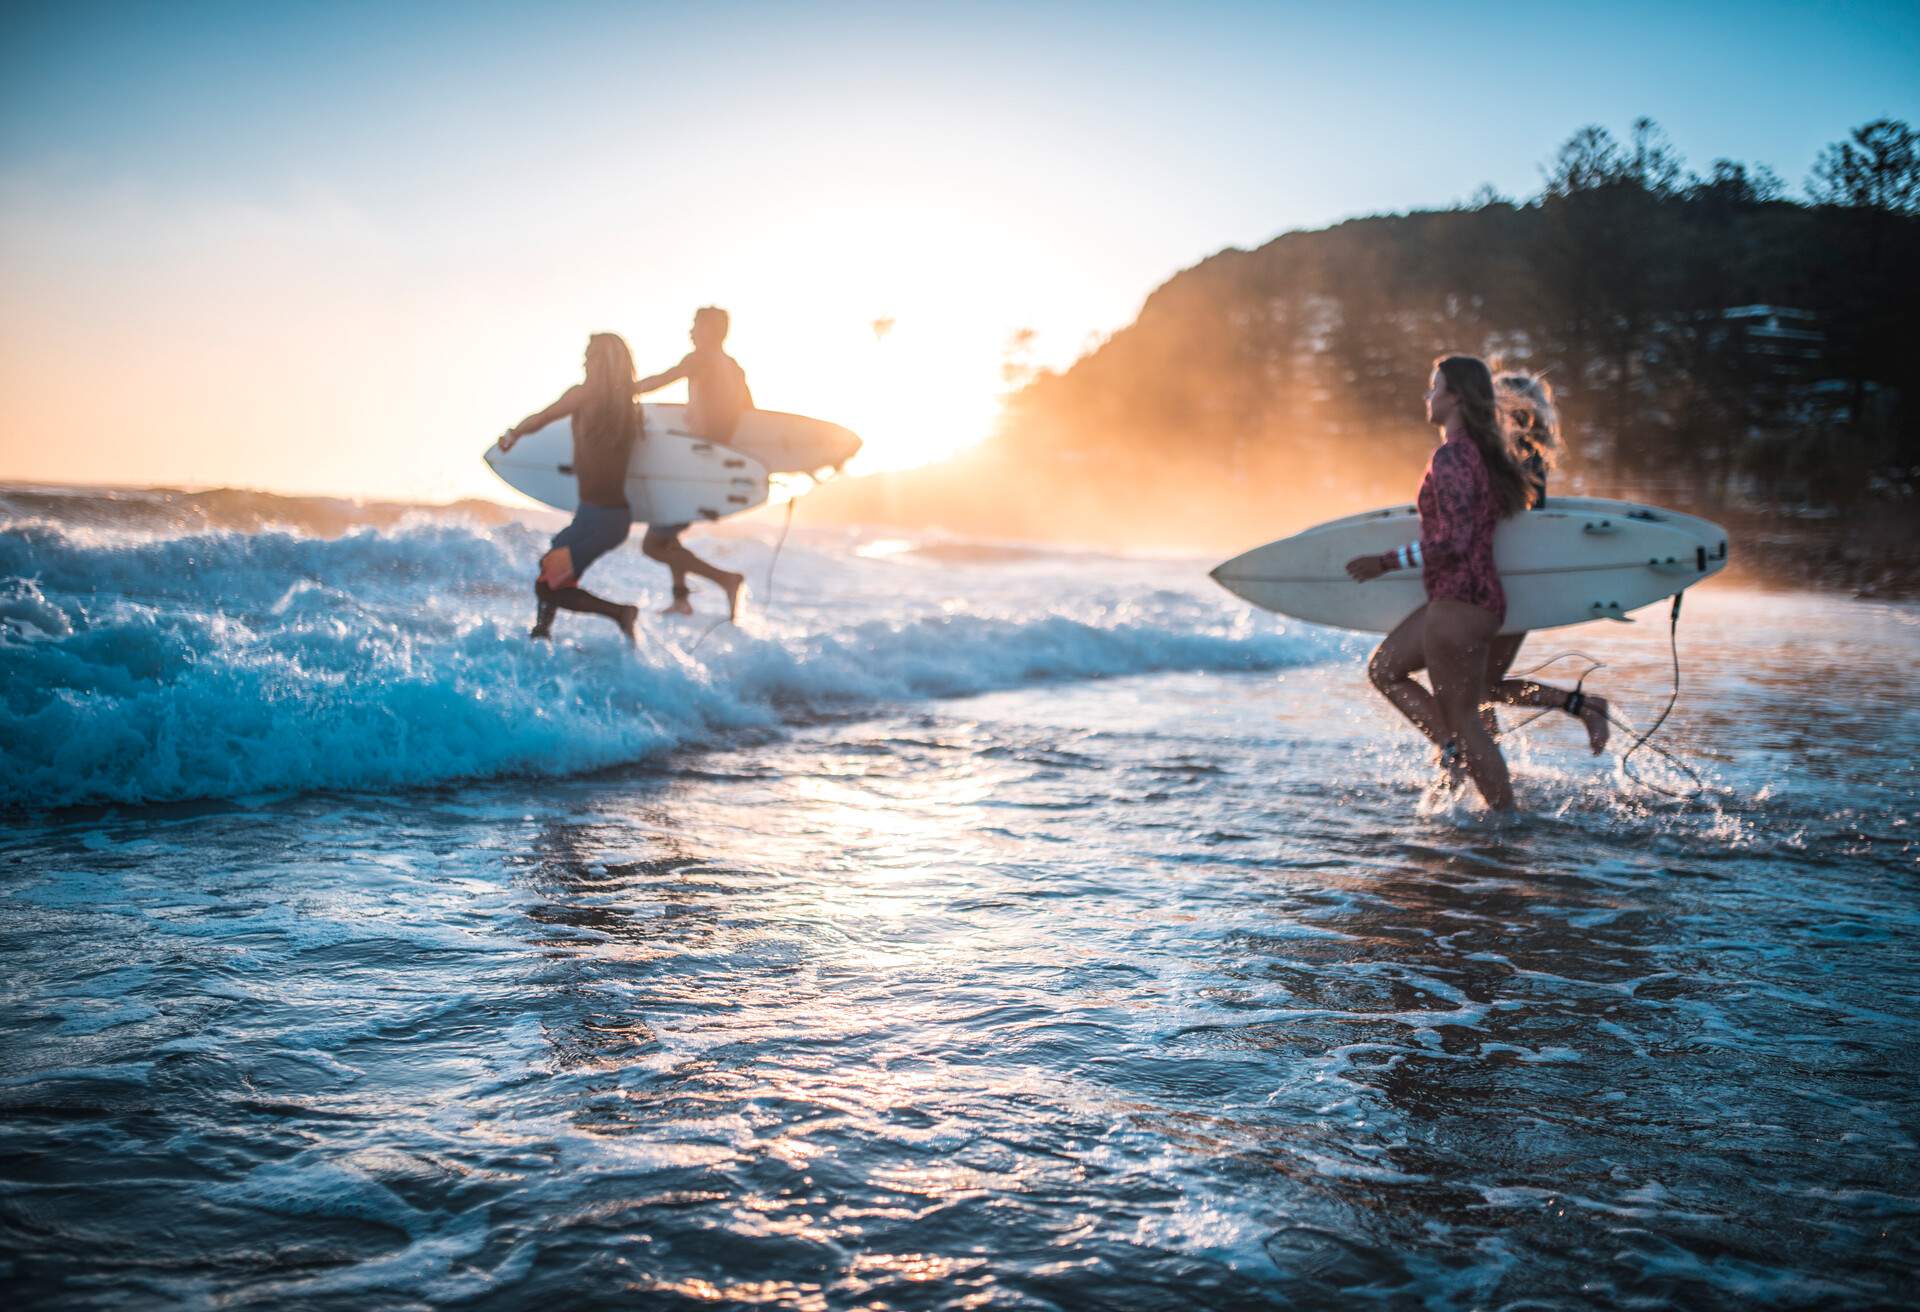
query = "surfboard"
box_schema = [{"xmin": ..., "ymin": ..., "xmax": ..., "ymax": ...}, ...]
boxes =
[
  {"xmin": 1296, "ymin": 496, "xmax": 1730, "ymax": 554},
  {"xmin": 1211, "ymin": 498, "xmax": 1729, "ymax": 635},
  {"xmin": 641, "ymin": 404, "xmax": 861, "ymax": 475},
  {"xmin": 484, "ymin": 420, "xmax": 770, "ymax": 525}
]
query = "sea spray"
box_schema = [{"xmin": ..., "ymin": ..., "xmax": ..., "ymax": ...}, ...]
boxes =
[{"xmin": 1, "ymin": 510, "xmax": 1346, "ymax": 810}]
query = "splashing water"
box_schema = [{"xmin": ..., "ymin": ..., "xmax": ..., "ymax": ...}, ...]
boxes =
[{"xmin": 2, "ymin": 485, "xmax": 1915, "ymax": 1308}]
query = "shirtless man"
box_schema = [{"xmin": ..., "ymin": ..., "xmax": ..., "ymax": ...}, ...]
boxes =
[{"xmin": 634, "ymin": 306, "xmax": 752, "ymax": 618}]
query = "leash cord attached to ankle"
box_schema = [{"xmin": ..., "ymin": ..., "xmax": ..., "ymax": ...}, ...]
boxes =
[
  {"xmin": 1492, "ymin": 595, "xmax": 1705, "ymax": 802},
  {"xmin": 1496, "ymin": 653, "xmax": 1606, "ymax": 740}
]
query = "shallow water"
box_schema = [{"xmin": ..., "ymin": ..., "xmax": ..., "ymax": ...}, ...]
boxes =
[{"xmin": 3, "ymin": 487, "xmax": 1917, "ymax": 1308}]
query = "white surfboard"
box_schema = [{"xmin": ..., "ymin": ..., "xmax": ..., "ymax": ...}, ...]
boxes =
[
  {"xmin": 1296, "ymin": 496, "xmax": 1730, "ymax": 555},
  {"xmin": 1212, "ymin": 498, "xmax": 1730, "ymax": 635},
  {"xmin": 484, "ymin": 419, "xmax": 769, "ymax": 525},
  {"xmin": 642, "ymin": 403, "xmax": 861, "ymax": 475}
]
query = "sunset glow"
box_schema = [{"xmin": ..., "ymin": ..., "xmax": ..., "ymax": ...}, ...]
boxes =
[
  {"xmin": 6, "ymin": 5, "xmax": 1920, "ymax": 1308},
  {"xmin": 2, "ymin": 3, "xmax": 1914, "ymax": 503}
]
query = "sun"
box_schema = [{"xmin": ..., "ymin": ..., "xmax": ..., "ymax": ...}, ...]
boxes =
[{"xmin": 687, "ymin": 201, "xmax": 1066, "ymax": 477}]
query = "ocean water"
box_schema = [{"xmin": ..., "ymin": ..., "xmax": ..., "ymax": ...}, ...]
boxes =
[{"xmin": 2, "ymin": 485, "xmax": 1916, "ymax": 1309}]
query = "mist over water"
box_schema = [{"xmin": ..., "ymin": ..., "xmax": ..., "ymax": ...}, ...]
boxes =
[{"xmin": 3, "ymin": 485, "xmax": 1916, "ymax": 1308}]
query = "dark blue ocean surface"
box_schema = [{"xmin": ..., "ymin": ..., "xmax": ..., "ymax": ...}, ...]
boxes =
[{"xmin": 3, "ymin": 488, "xmax": 1916, "ymax": 1308}]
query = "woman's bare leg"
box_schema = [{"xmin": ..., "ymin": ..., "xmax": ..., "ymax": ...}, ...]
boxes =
[
  {"xmin": 1482, "ymin": 630, "xmax": 1611, "ymax": 753},
  {"xmin": 1427, "ymin": 600, "xmax": 1515, "ymax": 810},
  {"xmin": 1367, "ymin": 606, "xmax": 1451, "ymax": 752},
  {"xmin": 1482, "ymin": 632, "xmax": 1524, "ymax": 736},
  {"xmin": 1490, "ymin": 675, "xmax": 1611, "ymax": 753}
]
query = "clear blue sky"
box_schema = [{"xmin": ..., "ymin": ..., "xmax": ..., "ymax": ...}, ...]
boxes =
[{"xmin": 3, "ymin": 0, "xmax": 1916, "ymax": 497}]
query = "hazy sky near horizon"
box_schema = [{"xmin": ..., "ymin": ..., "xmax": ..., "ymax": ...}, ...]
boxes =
[{"xmin": 3, "ymin": 0, "xmax": 1917, "ymax": 502}]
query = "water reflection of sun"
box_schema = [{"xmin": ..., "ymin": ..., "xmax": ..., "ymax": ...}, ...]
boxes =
[{"xmin": 781, "ymin": 767, "xmax": 1001, "ymax": 933}]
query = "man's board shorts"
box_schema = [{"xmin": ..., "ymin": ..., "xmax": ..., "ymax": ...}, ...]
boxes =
[
  {"xmin": 550, "ymin": 501, "xmax": 631, "ymax": 578},
  {"xmin": 641, "ymin": 523, "xmax": 689, "ymax": 553}
]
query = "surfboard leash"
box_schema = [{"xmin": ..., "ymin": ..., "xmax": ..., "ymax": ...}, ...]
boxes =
[
  {"xmin": 764, "ymin": 493, "xmax": 798, "ymax": 607},
  {"xmin": 687, "ymin": 615, "xmax": 731, "ymax": 654},
  {"xmin": 1615, "ymin": 591, "xmax": 1706, "ymax": 801},
  {"xmin": 687, "ymin": 487, "xmax": 802, "ymax": 656},
  {"xmin": 1494, "ymin": 593, "xmax": 1706, "ymax": 801},
  {"xmin": 1496, "ymin": 651, "xmax": 1609, "ymax": 741}
]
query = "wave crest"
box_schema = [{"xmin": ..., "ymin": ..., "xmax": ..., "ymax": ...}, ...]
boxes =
[{"xmin": 1, "ymin": 517, "xmax": 1341, "ymax": 811}]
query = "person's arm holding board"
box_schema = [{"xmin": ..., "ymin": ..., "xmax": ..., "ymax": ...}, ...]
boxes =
[
  {"xmin": 1345, "ymin": 445, "xmax": 1474, "ymax": 583},
  {"xmin": 499, "ymin": 385, "xmax": 583, "ymax": 452},
  {"xmin": 633, "ymin": 355, "xmax": 693, "ymax": 396}
]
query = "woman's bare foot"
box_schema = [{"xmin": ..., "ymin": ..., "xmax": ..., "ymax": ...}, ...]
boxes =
[
  {"xmin": 1578, "ymin": 694, "xmax": 1610, "ymax": 754},
  {"xmin": 722, "ymin": 572, "xmax": 747, "ymax": 622},
  {"xmin": 659, "ymin": 597, "xmax": 694, "ymax": 617},
  {"xmin": 616, "ymin": 605, "xmax": 639, "ymax": 645},
  {"xmin": 1437, "ymin": 739, "xmax": 1470, "ymax": 789}
]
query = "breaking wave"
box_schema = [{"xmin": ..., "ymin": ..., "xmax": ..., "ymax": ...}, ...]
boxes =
[{"xmin": 1, "ymin": 498, "xmax": 1345, "ymax": 810}]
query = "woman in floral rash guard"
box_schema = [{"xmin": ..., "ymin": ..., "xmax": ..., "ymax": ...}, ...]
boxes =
[{"xmin": 1346, "ymin": 356, "xmax": 1531, "ymax": 811}]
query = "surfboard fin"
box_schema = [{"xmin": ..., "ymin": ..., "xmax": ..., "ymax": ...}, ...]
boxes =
[
  {"xmin": 1590, "ymin": 602, "xmax": 1635, "ymax": 622},
  {"xmin": 1648, "ymin": 556, "xmax": 1702, "ymax": 576}
]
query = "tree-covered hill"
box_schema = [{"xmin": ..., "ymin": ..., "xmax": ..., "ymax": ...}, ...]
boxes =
[{"xmin": 812, "ymin": 119, "xmax": 1919, "ymax": 580}]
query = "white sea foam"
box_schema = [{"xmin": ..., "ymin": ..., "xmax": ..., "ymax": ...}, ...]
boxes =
[{"xmin": 1, "ymin": 510, "xmax": 1344, "ymax": 810}]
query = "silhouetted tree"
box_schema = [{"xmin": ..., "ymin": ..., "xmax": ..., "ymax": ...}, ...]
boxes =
[
  {"xmin": 987, "ymin": 117, "xmax": 1917, "ymax": 523},
  {"xmin": 1808, "ymin": 119, "xmax": 1920, "ymax": 213},
  {"xmin": 1800, "ymin": 119, "xmax": 1920, "ymax": 483},
  {"xmin": 1691, "ymin": 159, "xmax": 1785, "ymax": 208}
]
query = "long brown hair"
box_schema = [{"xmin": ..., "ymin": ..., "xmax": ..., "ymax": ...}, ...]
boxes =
[
  {"xmin": 1436, "ymin": 355, "xmax": 1528, "ymax": 517},
  {"xmin": 579, "ymin": 333, "xmax": 637, "ymax": 450}
]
